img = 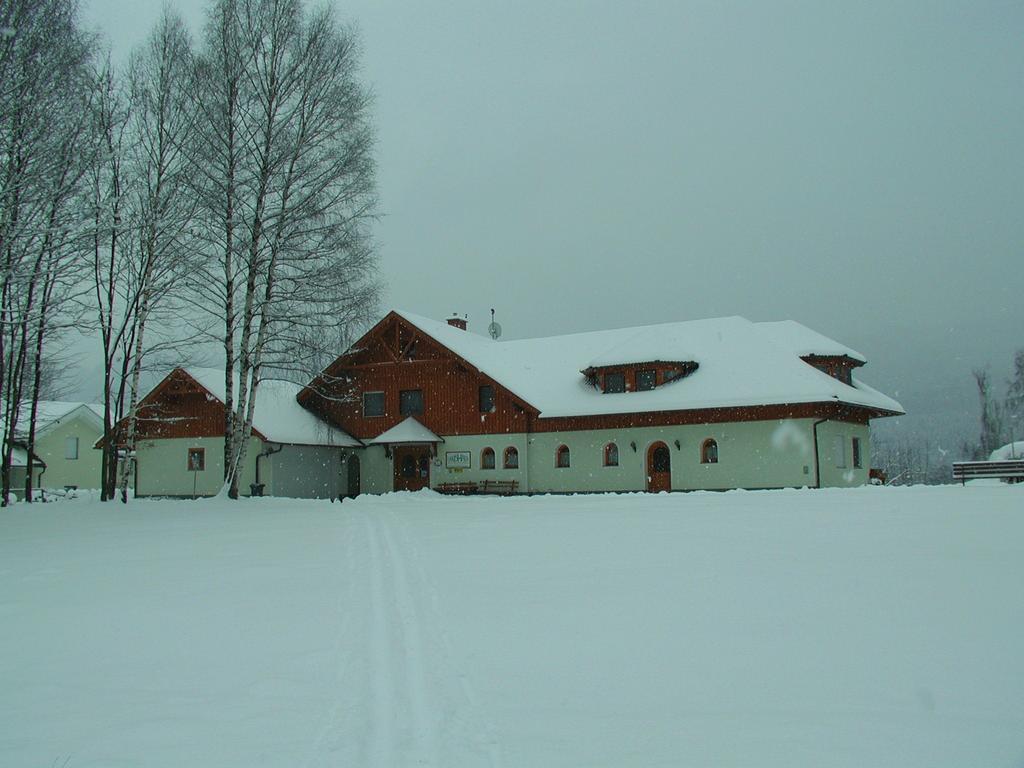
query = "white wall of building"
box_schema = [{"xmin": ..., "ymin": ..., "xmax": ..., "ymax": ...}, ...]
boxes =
[
  {"xmin": 135, "ymin": 436, "xmax": 261, "ymax": 497},
  {"xmin": 268, "ymin": 444, "xmax": 344, "ymax": 499},
  {"xmin": 35, "ymin": 411, "xmax": 103, "ymax": 491},
  {"xmin": 349, "ymin": 418, "xmax": 872, "ymax": 495},
  {"xmin": 815, "ymin": 420, "xmax": 871, "ymax": 488}
]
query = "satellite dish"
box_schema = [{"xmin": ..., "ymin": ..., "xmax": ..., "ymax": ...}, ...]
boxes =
[{"xmin": 488, "ymin": 308, "xmax": 502, "ymax": 340}]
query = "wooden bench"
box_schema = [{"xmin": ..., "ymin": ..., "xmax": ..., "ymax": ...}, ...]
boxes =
[
  {"xmin": 952, "ymin": 460, "xmax": 1024, "ymax": 485},
  {"xmin": 436, "ymin": 482, "xmax": 478, "ymax": 495},
  {"xmin": 479, "ymin": 479, "xmax": 518, "ymax": 496}
]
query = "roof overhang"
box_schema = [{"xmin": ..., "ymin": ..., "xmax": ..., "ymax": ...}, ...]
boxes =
[{"xmin": 368, "ymin": 417, "xmax": 444, "ymax": 445}]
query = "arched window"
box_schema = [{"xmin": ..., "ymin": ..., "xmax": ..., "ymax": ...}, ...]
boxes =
[
  {"xmin": 556, "ymin": 444, "xmax": 571, "ymax": 468},
  {"xmin": 701, "ymin": 439, "xmax": 718, "ymax": 464},
  {"xmin": 604, "ymin": 442, "xmax": 619, "ymax": 467},
  {"xmin": 481, "ymin": 447, "xmax": 495, "ymax": 470},
  {"xmin": 503, "ymin": 446, "xmax": 519, "ymax": 469}
]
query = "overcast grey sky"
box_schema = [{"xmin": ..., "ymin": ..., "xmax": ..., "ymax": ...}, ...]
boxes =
[{"xmin": 82, "ymin": 0, "xmax": 1024, "ymax": 445}]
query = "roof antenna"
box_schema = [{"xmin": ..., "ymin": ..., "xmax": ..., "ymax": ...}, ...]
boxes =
[{"xmin": 488, "ymin": 308, "xmax": 502, "ymax": 340}]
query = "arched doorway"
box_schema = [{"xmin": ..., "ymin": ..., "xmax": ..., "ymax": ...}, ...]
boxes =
[
  {"xmin": 647, "ymin": 441, "xmax": 671, "ymax": 492},
  {"xmin": 346, "ymin": 454, "xmax": 361, "ymax": 498}
]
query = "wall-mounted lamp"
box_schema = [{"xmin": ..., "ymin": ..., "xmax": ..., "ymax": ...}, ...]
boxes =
[
  {"xmin": 674, "ymin": 439, "xmax": 681, "ymax": 450},
  {"xmin": 630, "ymin": 441, "xmax": 637, "ymax": 452}
]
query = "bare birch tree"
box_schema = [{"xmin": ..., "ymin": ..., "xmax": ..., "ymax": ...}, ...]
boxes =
[
  {"xmin": 115, "ymin": 11, "xmax": 201, "ymax": 503},
  {"xmin": 87, "ymin": 59, "xmax": 138, "ymax": 501},
  {"xmin": 190, "ymin": 0, "xmax": 378, "ymax": 498},
  {"xmin": 0, "ymin": 0, "xmax": 94, "ymax": 503}
]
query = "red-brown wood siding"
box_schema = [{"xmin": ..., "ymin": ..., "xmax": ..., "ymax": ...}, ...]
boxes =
[
  {"xmin": 301, "ymin": 316, "xmax": 532, "ymax": 440},
  {"xmin": 116, "ymin": 369, "xmax": 264, "ymax": 443},
  {"xmin": 528, "ymin": 402, "xmax": 873, "ymax": 433}
]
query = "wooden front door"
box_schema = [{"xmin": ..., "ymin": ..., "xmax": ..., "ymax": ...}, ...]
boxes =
[
  {"xmin": 393, "ymin": 446, "xmax": 431, "ymax": 491},
  {"xmin": 647, "ymin": 442, "xmax": 671, "ymax": 493}
]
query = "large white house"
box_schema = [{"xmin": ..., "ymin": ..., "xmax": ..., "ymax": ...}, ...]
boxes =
[
  {"xmin": 120, "ymin": 311, "xmax": 902, "ymax": 498},
  {"xmin": 298, "ymin": 311, "xmax": 903, "ymax": 496}
]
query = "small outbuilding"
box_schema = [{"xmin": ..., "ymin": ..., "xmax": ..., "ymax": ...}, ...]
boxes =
[{"xmin": 123, "ymin": 368, "xmax": 361, "ymax": 499}]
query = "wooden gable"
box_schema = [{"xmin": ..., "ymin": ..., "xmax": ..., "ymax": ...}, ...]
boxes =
[
  {"xmin": 118, "ymin": 369, "xmax": 265, "ymax": 443},
  {"xmin": 299, "ymin": 312, "xmax": 536, "ymax": 440}
]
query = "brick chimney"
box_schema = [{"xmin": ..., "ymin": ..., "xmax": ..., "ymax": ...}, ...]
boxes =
[{"xmin": 446, "ymin": 314, "xmax": 467, "ymax": 331}]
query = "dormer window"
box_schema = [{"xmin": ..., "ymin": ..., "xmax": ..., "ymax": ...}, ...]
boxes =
[
  {"xmin": 801, "ymin": 355, "xmax": 860, "ymax": 386},
  {"xmin": 589, "ymin": 361, "xmax": 697, "ymax": 393},
  {"xmin": 603, "ymin": 372, "xmax": 625, "ymax": 393}
]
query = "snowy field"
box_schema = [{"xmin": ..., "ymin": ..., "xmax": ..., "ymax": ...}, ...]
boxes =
[{"xmin": 1, "ymin": 486, "xmax": 1023, "ymax": 767}]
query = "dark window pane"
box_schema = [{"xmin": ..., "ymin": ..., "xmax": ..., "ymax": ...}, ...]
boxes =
[
  {"xmin": 504, "ymin": 447, "xmax": 519, "ymax": 469},
  {"xmin": 401, "ymin": 455, "xmax": 416, "ymax": 477},
  {"xmin": 482, "ymin": 448, "xmax": 495, "ymax": 469},
  {"xmin": 663, "ymin": 369, "xmax": 681, "ymax": 383},
  {"xmin": 479, "ymin": 385, "xmax": 495, "ymax": 412},
  {"xmin": 653, "ymin": 446, "xmax": 670, "ymax": 472},
  {"xmin": 637, "ymin": 370, "xmax": 656, "ymax": 391},
  {"xmin": 187, "ymin": 448, "xmax": 205, "ymax": 471},
  {"xmin": 852, "ymin": 437, "xmax": 862, "ymax": 468},
  {"xmin": 363, "ymin": 391, "xmax": 385, "ymax": 417},
  {"xmin": 604, "ymin": 373, "xmax": 625, "ymax": 393},
  {"xmin": 557, "ymin": 446, "xmax": 570, "ymax": 468},
  {"xmin": 605, "ymin": 443, "xmax": 619, "ymax": 466},
  {"xmin": 702, "ymin": 439, "xmax": 718, "ymax": 464},
  {"xmin": 399, "ymin": 389, "xmax": 424, "ymax": 415}
]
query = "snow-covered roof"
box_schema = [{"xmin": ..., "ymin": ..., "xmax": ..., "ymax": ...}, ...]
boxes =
[
  {"xmin": 990, "ymin": 442, "xmax": 1024, "ymax": 461},
  {"xmin": 183, "ymin": 368, "xmax": 361, "ymax": 447},
  {"xmin": 9, "ymin": 445, "xmax": 31, "ymax": 468},
  {"xmin": 755, "ymin": 320, "xmax": 867, "ymax": 363},
  {"xmin": 2, "ymin": 400, "xmax": 104, "ymax": 439},
  {"xmin": 369, "ymin": 417, "xmax": 443, "ymax": 445},
  {"xmin": 393, "ymin": 311, "xmax": 903, "ymax": 419}
]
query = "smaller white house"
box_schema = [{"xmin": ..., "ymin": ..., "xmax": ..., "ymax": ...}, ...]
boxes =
[
  {"xmin": 126, "ymin": 367, "xmax": 361, "ymax": 499},
  {"xmin": 31, "ymin": 402, "xmax": 105, "ymax": 492},
  {"xmin": 3, "ymin": 401, "xmax": 104, "ymax": 496}
]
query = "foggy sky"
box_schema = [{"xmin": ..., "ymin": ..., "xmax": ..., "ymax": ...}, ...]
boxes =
[{"xmin": 81, "ymin": 0, "xmax": 1024, "ymax": 447}]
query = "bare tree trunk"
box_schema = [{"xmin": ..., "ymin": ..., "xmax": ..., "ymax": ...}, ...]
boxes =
[{"xmin": 119, "ymin": 296, "xmax": 150, "ymax": 503}]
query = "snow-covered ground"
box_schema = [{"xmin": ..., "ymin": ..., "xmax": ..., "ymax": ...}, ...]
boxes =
[{"xmin": 1, "ymin": 486, "xmax": 1022, "ymax": 767}]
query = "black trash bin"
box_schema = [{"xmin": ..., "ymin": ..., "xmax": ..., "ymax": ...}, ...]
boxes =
[{"xmin": 249, "ymin": 483, "xmax": 265, "ymax": 497}]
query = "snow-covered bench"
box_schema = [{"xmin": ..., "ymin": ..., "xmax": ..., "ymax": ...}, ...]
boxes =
[
  {"xmin": 436, "ymin": 482, "xmax": 478, "ymax": 495},
  {"xmin": 479, "ymin": 480, "xmax": 518, "ymax": 496},
  {"xmin": 952, "ymin": 460, "xmax": 1024, "ymax": 485}
]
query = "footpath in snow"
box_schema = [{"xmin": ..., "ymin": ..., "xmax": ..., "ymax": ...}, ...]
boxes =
[{"xmin": 1, "ymin": 485, "xmax": 1022, "ymax": 767}]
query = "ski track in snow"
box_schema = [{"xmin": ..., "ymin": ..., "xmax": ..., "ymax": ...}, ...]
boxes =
[
  {"xmin": 302, "ymin": 511, "xmax": 362, "ymax": 767},
  {"xmin": 388, "ymin": 510, "xmax": 505, "ymax": 768},
  {"xmin": 305, "ymin": 506, "xmax": 500, "ymax": 767}
]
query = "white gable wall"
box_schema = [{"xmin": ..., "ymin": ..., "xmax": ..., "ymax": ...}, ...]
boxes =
[
  {"xmin": 135, "ymin": 437, "xmax": 260, "ymax": 498},
  {"xmin": 35, "ymin": 410, "xmax": 103, "ymax": 491}
]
